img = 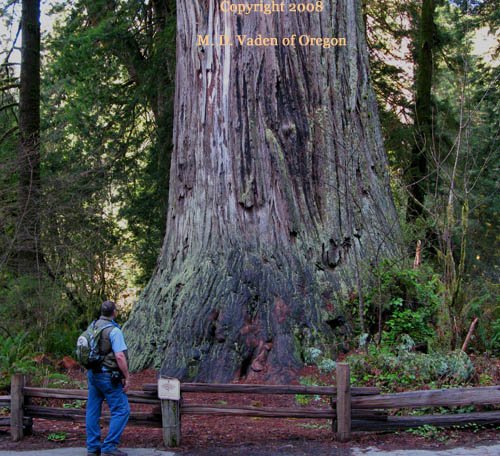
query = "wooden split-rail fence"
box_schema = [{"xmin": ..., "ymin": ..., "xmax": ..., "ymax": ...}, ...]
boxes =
[{"xmin": 2, "ymin": 363, "xmax": 500, "ymax": 447}]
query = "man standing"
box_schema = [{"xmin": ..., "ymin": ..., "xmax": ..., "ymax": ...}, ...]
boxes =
[{"xmin": 86, "ymin": 301, "xmax": 131, "ymax": 456}]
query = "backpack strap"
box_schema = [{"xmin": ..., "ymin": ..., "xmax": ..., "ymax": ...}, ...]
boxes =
[
  {"xmin": 97, "ymin": 323, "xmax": 115, "ymax": 355},
  {"xmin": 99, "ymin": 323, "xmax": 114, "ymax": 331}
]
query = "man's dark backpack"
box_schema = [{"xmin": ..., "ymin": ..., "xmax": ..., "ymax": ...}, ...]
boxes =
[{"xmin": 76, "ymin": 320, "xmax": 114, "ymax": 369}]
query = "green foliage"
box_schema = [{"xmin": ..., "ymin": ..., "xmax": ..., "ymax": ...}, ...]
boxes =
[
  {"xmin": 383, "ymin": 302, "xmax": 436, "ymax": 347},
  {"xmin": 42, "ymin": 0, "xmax": 176, "ymax": 288},
  {"xmin": 491, "ymin": 319, "xmax": 500, "ymax": 354},
  {"xmin": 0, "ymin": 329, "xmax": 87, "ymax": 391},
  {"xmin": 0, "ymin": 275, "xmax": 79, "ymax": 356},
  {"xmin": 354, "ymin": 261, "xmax": 444, "ymax": 348},
  {"xmin": 42, "ymin": 11, "xmax": 145, "ymax": 304},
  {"xmin": 365, "ymin": 1, "xmax": 499, "ymax": 355},
  {"xmin": 47, "ymin": 432, "xmax": 67, "ymax": 442},
  {"xmin": 347, "ymin": 345, "xmax": 475, "ymax": 392},
  {"xmin": 303, "ymin": 347, "xmax": 322, "ymax": 364},
  {"xmin": 40, "ymin": 372, "xmax": 76, "ymax": 389},
  {"xmin": 451, "ymin": 422, "xmax": 491, "ymax": 433},
  {"xmin": 363, "ymin": 0, "xmax": 415, "ymax": 169},
  {"xmin": 408, "ymin": 3, "xmax": 500, "ymax": 351},
  {"xmin": 465, "ymin": 280, "xmax": 500, "ymax": 354},
  {"xmin": 295, "ymin": 376, "xmax": 323, "ymax": 406},
  {"xmin": 0, "ymin": 274, "xmax": 83, "ymax": 390},
  {"xmin": 1, "ymin": 0, "xmax": 177, "ymax": 347},
  {"xmin": 407, "ymin": 424, "xmax": 447, "ymax": 442},
  {"xmin": 317, "ymin": 358, "xmax": 336, "ymax": 373},
  {"xmin": 62, "ymin": 400, "xmax": 86, "ymax": 409},
  {"xmin": 294, "ymin": 394, "xmax": 313, "ymax": 406},
  {"xmin": 0, "ymin": 333, "xmax": 37, "ymax": 390},
  {"xmin": 302, "ymin": 347, "xmax": 336, "ymax": 373},
  {"xmin": 478, "ymin": 373, "xmax": 493, "ymax": 386},
  {"xmin": 298, "ymin": 376, "xmax": 320, "ymax": 387}
]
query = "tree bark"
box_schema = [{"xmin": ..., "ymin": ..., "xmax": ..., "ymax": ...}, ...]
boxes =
[
  {"xmin": 407, "ymin": 0, "xmax": 435, "ymax": 219},
  {"xmin": 124, "ymin": 0, "xmax": 401, "ymax": 382},
  {"xmin": 16, "ymin": 0, "xmax": 41, "ymax": 274}
]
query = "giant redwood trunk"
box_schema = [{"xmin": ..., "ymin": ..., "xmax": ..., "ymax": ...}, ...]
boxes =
[{"xmin": 124, "ymin": 0, "xmax": 401, "ymax": 381}]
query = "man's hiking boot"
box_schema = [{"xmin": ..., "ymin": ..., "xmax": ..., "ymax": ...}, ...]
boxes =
[
  {"xmin": 87, "ymin": 451, "xmax": 101, "ymax": 456},
  {"xmin": 102, "ymin": 450, "xmax": 128, "ymax": 456}
]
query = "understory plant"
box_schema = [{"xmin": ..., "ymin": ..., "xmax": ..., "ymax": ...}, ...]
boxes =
[
  {"xmin": 352, "ymin": 260, "xmax": 445, "ymax": 349},
  {"xmin": 0, "ymin": 332, "xmax": 37, "ymax": 390},
  {"xmin": 346, "ymin": 338, "xmax": 475, "ymax": 392},
  {"xmin": 0, "ymin": 274, "xmax": 80, "ymax": 357}
]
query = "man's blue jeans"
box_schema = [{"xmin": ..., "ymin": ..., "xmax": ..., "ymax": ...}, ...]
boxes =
[{"xmin": 86, "ymin": 371, "xmax": 130, "ymax": 453}]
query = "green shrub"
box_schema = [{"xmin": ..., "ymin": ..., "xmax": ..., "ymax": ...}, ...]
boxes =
[
  {"xmin": 303, "ymin": 347, "xmax": 322, "ymax": 364},
  {"xmin": 353, "ymin": 261, "xmax": 444, "ymax": 348},
  {"xmin": 346, "ymin": 343, "xmax": 474, "ymax": 391},
  {"xmin": 318, "ymin": 358, "xmax": 336, "ymax": 373},
  {"xmin": 0, "ymin": 275, "xmax": 79, "ymax": 358},
  {"xmin": 383, "ymin": 303, "xmax": 436, "ymax": 346},
  {"xmin": 0, "ymin": 333, "xmax": 37, "ymax": 390},
  {"xmin": 302, "ymin": 347, "xmax": 336, "ymax": 373}
]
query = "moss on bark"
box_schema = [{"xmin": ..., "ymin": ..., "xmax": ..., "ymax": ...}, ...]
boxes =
[{"xmin": 125, "ymin": 246, "xmax": 356, "ymax": 381}]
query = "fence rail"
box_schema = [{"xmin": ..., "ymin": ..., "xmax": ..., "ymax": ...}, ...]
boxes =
[
  {"xmin": 0, "ymin": 395, "xmax": 10, "ymax": 407},
  {"xmin": 2, "ymin": 364, "xmax": 499, "ymax": 447},
  {"xmin": 23, "ymin": 405, "xmax": 162, "ymax": 427},
  {"xmin": 23, "ymin": 387, "xmax": 159, "ymax": 405},
  {"xmin": 353, "ymin": 411, "xmax": 500, "ymax": 431},
  {"xmin": 143, "ymin": 383, "xmax": 380, "ymax": 396},
  {"xmin": 351, "ymin": 386, "xmax": 500, "ymax": 409}
]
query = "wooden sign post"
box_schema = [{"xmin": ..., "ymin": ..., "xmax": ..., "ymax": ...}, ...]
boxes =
[{"xmin": 158, "ymin": 377, "xmax": 181, "ymax": 447}]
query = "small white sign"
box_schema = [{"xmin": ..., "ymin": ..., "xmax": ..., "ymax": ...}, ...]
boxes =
[{"xmin": 158, "ymin": 377, "xmax": 181, "ymax": 401}]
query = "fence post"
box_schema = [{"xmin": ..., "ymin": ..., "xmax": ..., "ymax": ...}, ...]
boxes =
[
  {"xmin": 158, "ymin": 377, "xmax": 181, "ymax": 447},
  {"xmin": 10, "ymin": 374, "xmax": 25, "ymax": 442},
  {"xmin": 336, "ymin": 363, "xmax": 351, "ymax": 442}
]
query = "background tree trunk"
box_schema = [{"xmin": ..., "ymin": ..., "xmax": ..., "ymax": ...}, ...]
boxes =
[
  {"xmin": 16, "ymin": 0, "xmax": 41, "ymax": 275},
  {"xmin": 408, "ymin": 0, "xmax": 435, "ymax": 219},
  {"xmin": 124, "ymin": 0, "xmax": 401, "ymax": 382}
]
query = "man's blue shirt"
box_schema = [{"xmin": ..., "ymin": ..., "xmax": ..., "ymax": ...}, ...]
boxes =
[
  {"xmin": 109, "ymin": 326, "xmax": 127, "ymax": 353},
  {"xmin": 101, "ymin": 320, "xmax": 127, "ymax": 373}
]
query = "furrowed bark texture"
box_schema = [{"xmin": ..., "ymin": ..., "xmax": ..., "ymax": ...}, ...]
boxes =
[{"xmin": 124, "ymin": 0, "xmax": 401, "ymax": 382}]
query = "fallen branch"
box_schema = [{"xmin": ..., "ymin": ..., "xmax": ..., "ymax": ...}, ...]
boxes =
[{"xmin": 461, "ymin": 317, "xmax": 479, "ymax": 352}]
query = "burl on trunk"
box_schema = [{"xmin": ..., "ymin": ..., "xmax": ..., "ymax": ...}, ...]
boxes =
[{"xmin": 124, "ymin": 0, "xmax": 400, "ymax": 382}]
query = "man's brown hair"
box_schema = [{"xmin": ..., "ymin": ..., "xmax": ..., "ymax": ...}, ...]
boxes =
[{"xmin": 101, "ymin": 300, "xmax": 116, "ymax": 317}]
